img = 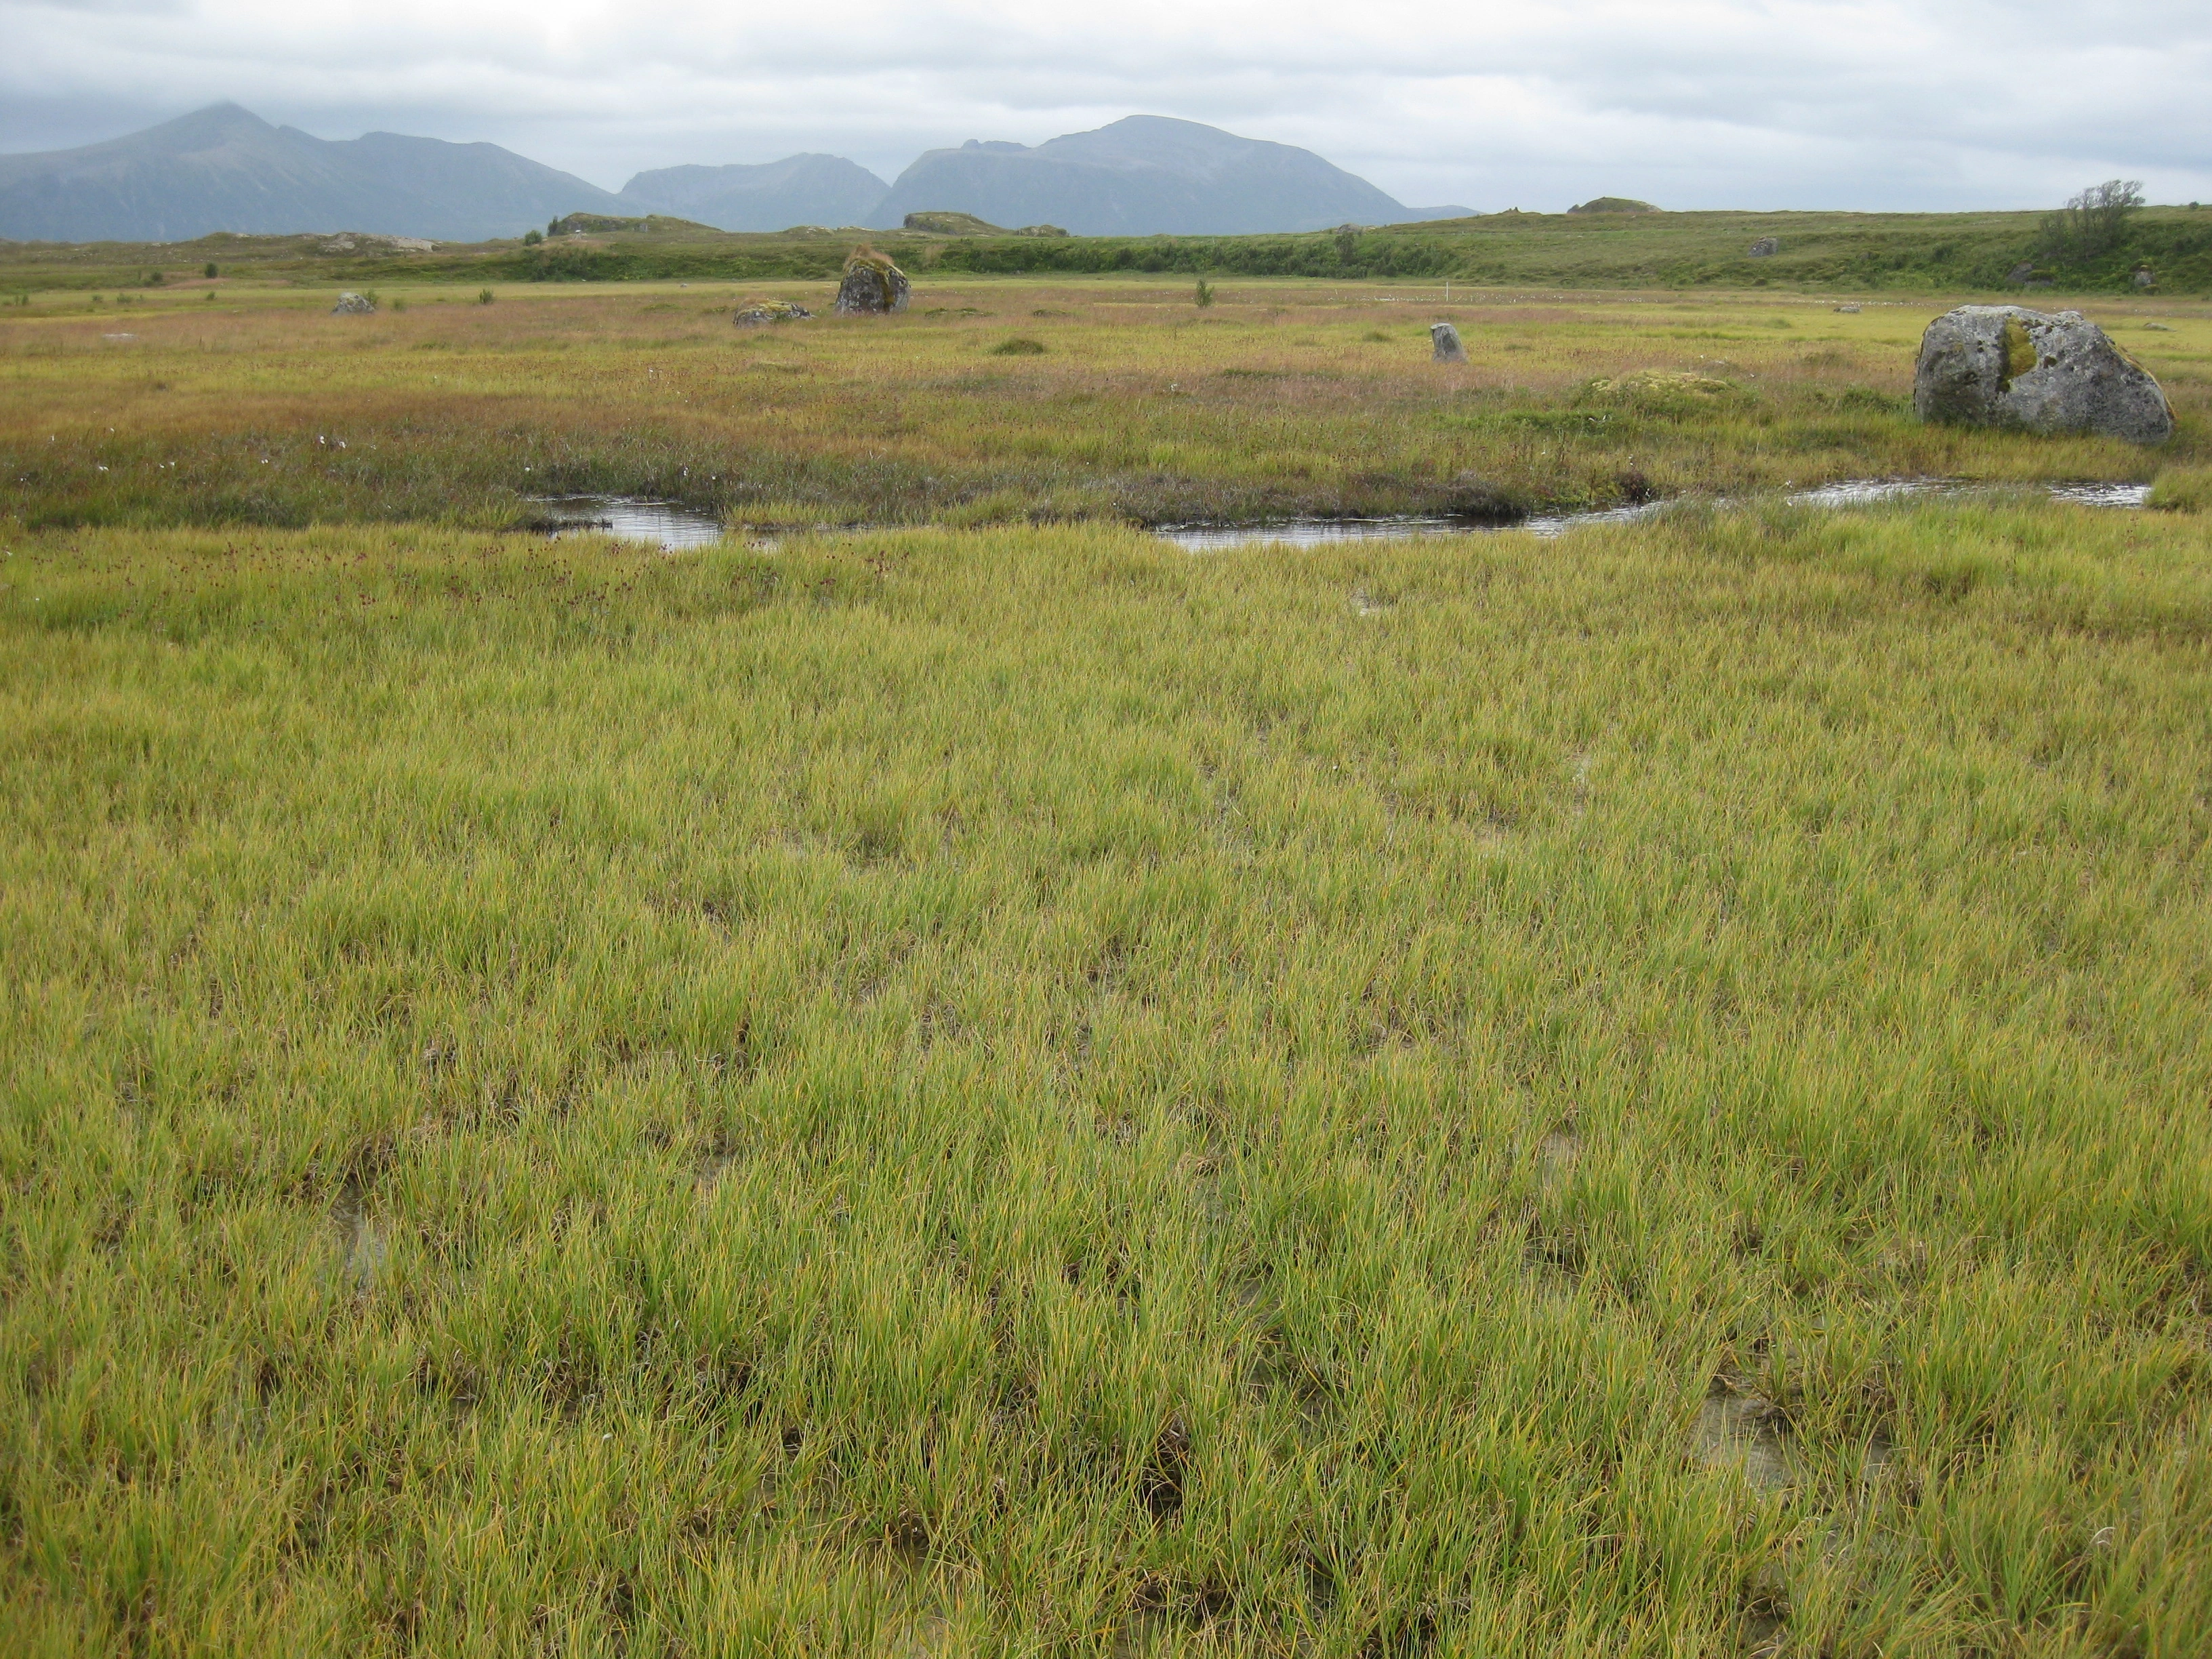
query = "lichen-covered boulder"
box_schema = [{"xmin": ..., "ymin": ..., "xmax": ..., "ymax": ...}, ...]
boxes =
[
  {"xmin": 331, "ymin": 291, "xmax": 375, "ymax": 314},
  {"xmin": 834, "ymin": 249, "xmax": 909, "ymax": 315},
  {"xmin": 1430, "ymin": 322, "xmax": 1467, "ymax": 363},
  {"xmin": 1748, "ymin": 237, "xmax": 1780, "ymax": 257},
  {"xmin": 1913, "ymin": 305, "xmax": 2173, "ymax": 445},
  {"xmin": 733, "ymin": 301, "xmax": 813, "ymax": 326}
]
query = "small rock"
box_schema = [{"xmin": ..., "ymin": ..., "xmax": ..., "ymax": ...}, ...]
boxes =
[
  {"xmin": 1430, "ymin": 321, "xmax": 1467, "ymax": 363},
  {"xmin": 1835, "ymin": 304, "xmax": 1862, "ymax": 313},
  {"xmin": 330, "ymin": 291, "xmax": 375, "ymax": 315},
  {"xmin": 734, "ymin": 301, "xmax": 813, "ymax": 326},
  {"xmin": 2007, "ymin": 261, "xmax": 2038, "ymax": 285},
  {"xmin": 1748, "ymin": 237, "xmax": 1780, "ymax": 258},
  {"xmin": 1914, "ymin": 304, "xmax": 2173, "ymax": 445},
  {"xmin": 2133, "ymin": 266, "xmax": 2157, "ymax": 290},
  {"xmin": 834, "ymin": 248, "xmax": 910, "ymax": 315}
]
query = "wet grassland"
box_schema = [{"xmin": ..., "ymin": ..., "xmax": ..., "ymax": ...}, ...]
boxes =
[
  {"xmin": 3, "ymin": 275, "xmax": 2208, "ymax": 533},
  {"xmin": 3, "ymin": 275, "xmax": 2212, "ymax": 1656}
]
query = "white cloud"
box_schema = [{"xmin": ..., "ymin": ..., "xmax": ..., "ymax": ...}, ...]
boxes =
[{"xmin": 2, "ymin": 0, "xmax": 2207, "ymax": 207}]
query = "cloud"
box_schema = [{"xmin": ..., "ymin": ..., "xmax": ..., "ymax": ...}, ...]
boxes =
[{"xmin": 1, "ymin": 0, "xmax": 2207, "ymax": 208}]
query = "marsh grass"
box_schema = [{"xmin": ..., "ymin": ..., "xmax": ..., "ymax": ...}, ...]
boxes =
[
  {"xmin": 2, "ymin": 279, "xmax": 2204, "ymax": 534},
  {"xmin": 3, "ymin": 499, "xmax": 2211, "ymax": 1653}
]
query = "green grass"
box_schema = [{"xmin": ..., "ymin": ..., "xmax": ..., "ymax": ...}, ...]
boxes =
[
  {"xmin": 4, "ymin": 499, "xmax": 2211, "ymax": 1654},
  {"xmin": 5, "ymin": 205, "xmax": 2210, "ymax": 293}
]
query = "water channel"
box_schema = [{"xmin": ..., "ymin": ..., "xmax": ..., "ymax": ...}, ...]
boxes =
[{"xmin": 533, "ymin": 479, "xmax": 2152, "ymax": 555}]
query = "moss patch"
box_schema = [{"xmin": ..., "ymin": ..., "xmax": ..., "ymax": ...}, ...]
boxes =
[{"xmin": 2000, "ymin": 316, "xmax": 2039, "ymax": 388}]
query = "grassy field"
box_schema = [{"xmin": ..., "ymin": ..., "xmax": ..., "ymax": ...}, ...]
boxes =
[
  {"xmin": 4, "ymin": 262, "xmax": 2212, "ymax": 1654},
  {"xmin": 4, "ymin": 495, "xmax": 2211, "ymax": 1655},
  {"xmin": 2, "ymin": 276, "xmax": 2207, "ymax": 532}
]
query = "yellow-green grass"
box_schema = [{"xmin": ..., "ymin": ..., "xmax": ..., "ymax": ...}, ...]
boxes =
[
  {"xmin": 3, "ymin": 499, "xmax": 2210, "ymax": 1654},
  {"xmin": 3, "ymin": 279, "xmax": 2206, "ymax": 532}
]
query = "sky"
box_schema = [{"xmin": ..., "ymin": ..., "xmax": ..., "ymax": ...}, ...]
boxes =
[{"xmin": 3, "ymin": 0, "xmax": 2209, "ymax": 211}]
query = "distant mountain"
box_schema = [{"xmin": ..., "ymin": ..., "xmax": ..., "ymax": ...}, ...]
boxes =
[
  {"xmin": 0, "ymin": 103, "xmax": 626, "ymax": 243},
  {"xmin": 0, "ymin": 105, "xmax": 1472, "ymax": 245},
  {"xmin": 874, "ymin": 116, "xmax": 1412, "ymax": 235},
  {"xmin": 619, "ymin": 154, "xmax": 888, "ymax": 231}
]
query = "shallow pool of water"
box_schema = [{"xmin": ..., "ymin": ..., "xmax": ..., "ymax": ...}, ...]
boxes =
[
  {"xmin": 1157, "ymin": 479, "xmax": 2150, "ymax": 552},
  {"xmin": 531, "ymin": 495, "xmax": 725, "ymax": 550}
]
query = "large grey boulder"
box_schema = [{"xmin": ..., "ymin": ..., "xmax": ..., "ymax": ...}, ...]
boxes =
[
  {"xmin": 834, "ymin": 249, "xmax": 909, "ymax": 314},
  {"xmin": 1430, "ymin": 322, "xmax": 1467, "ymax": 363},
  {"xmin": 330, "ymin": 291, "xmax": 375, "ymax": 314},
  {"xmin": 1913, "ymin": 305, "xmax": 2173, "ymax": 445},
  {"xmin": 1748, "ymin": 237, "xmax": 1780, "ymax": 257}
]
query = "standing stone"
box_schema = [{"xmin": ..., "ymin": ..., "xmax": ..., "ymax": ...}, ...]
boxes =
[
  {"xmin": 1748, "ymin": 237, "xmax": 1780, "ymax": 257},
  {"xmin": 1913, "ymin": 305, "xmax": 2173, "ymax": 444},
  {"xmin": 1430, "ymin": 322, "xmax": 1467, "ymax": 363},
  {"xmin": 834, "ymin": 249, "xmax": 910, "ymax": 315},
  {"xmin": 330, "ymin": 291, "xmax": 375, "ymax": 314}
]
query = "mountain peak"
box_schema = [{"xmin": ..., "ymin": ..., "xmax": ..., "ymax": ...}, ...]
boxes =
[{"xmin": 882, "ymin": 116, "xmax": 1406, "ymax": 234}]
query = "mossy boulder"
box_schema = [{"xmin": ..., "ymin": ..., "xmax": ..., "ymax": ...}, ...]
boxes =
[
  {"xmin": 1913, "ymin": 305, "xmax": 2173, "ymax": 444},
  {"xmin": 834, "ymin": 248, "xmax": 911, "ymax": 315},
  {"xmin": 1568, "ymin": 197, "xmax": 1658, "ymax": 214},
  {"xmin": 734, "ymin": 301, "xmax": 813, "ymax": 325}
]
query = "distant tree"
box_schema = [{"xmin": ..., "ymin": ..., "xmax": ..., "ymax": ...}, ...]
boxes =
[
  {"xmin": 203, "ymin": 262, "xmax": 218, "ymax": 279},
  {"xmin": 523, "ymin": 228, "xmax": 544, "ymax": 246},
  {"xmin": 1193, "ymin": 279, "xmax": 1215, "ymax": 308},
  {"xmin": 2039, "ymin": 180, "xmax": 2144, "ymax": 262}
]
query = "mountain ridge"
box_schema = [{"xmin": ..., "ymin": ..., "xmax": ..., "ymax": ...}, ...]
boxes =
[
  {"xmin": 617, "ymin": 154, "xmax": 889, "ymax": 232},
  {"xmin": 0, "ymin": 105, "xmax": 1477, "ymax": 243},
  {"xmin": 0, "ymin": 103, "xmax": 628, "ymax": 242},
  {"xmin": 874, "ymin": 115, "xmax": 1414, "ymax": 235}
]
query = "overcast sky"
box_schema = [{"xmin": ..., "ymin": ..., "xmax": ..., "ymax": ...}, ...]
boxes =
[{"xmin": 3, "ymin": 0, "xmax": 2208, "ymax": 210}]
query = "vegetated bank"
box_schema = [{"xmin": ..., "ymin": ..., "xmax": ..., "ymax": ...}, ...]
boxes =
[{"xmin": 5, "ymin": 203, "xmax": 2211, "ymax": 294}]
